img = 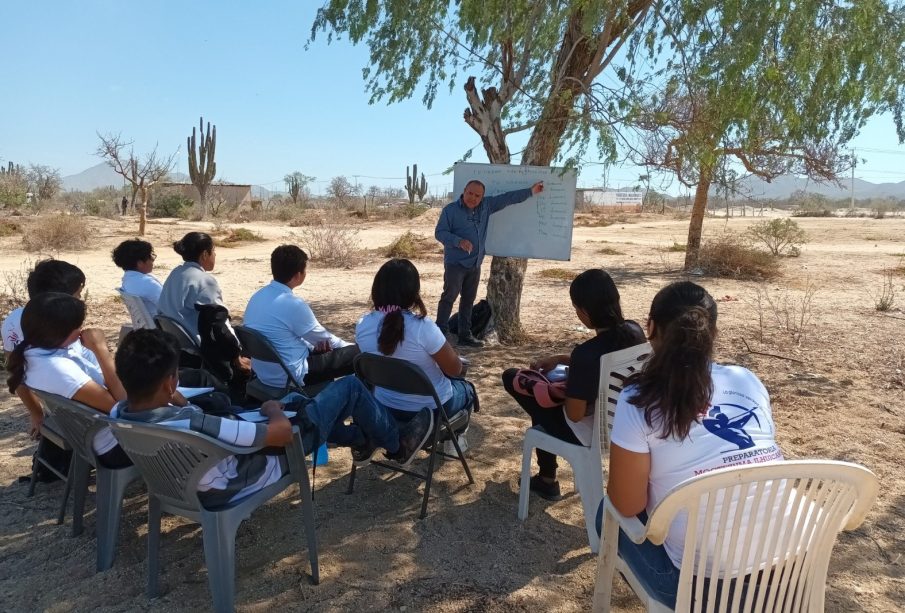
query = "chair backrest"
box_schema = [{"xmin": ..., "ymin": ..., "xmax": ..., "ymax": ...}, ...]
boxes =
[
  {"xmin": 353, "ymin": 353, "xmax": 444, "ymax": 411},
  {"xmin": 117, "ymin": 289, "xmax": 157, "ymax": 330},
  {"xmin": 108, "ymin": 419, "xmax": 253, "ymax": 512},
  {"xmin": 155, "ymin": 315, "xmax": 202, "ymax": 357},
  {"xmin": 31, "ymin": 389, "xmax": 107, "ymax": 468},
  {"xmin": 233, "ymin": 325, "xmax": 304, "ymax": 390},
  {"xmin": 594, "ymin": 342, "xmax": 651, "ymax": 454},
  {"xmin": 646, "ymin": 460, "xmax": 878, "ymax": 613}
]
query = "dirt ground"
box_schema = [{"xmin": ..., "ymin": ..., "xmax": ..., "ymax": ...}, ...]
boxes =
[{"xmin": 0, "ymin": 209, "xmax": 902, "ymax": 612}]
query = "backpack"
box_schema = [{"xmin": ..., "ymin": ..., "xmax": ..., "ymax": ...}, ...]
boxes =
[{"xmin": 449, "ymin": 299, "xmax": 495, "ymax": 339}]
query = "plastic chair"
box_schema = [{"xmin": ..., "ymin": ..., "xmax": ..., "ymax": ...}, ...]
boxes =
[
  {"xmin": 593, "ymin": 460, "xmax": 879, "ymax": 612},
  {"xmin": 155, "ymin": 315, "xmax": 203, "ymax": 360},
  {"xmin": 31, "ymin": 390, "xmax": 142, "ymax": 571},
  {"xmin": 108, "ymin": 419, "xmax": 319, "ymax": 613},
  {"xmin": 232, "ymin": 324, "xmax": 305, "ymax": 401},
  {"xmin": 117, "ymin": 288, "xmax": 157, "ymax": 330},
  {"xmin": 349, "ymin": 353, "xmax": 475, "ymax": 519},
  {"xmin": 518, "ymin": 342, "xmax": 651, "ymax": 553},
  {"xmin": 27, "ymin": 415, "xmax": 73, "ymax": 524}
]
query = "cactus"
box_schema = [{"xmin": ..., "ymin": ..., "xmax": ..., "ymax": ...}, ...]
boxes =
[
  {"xmin": 187, "ymin": 116, "xmax": 217, "ymax": 216},
  {"xmin": 405, "ymin": 163, "xmax": 428, "ymax": 204},
  {"xmin": 0, "ymin": 161, "xmax": 23, "ymax": 176}
]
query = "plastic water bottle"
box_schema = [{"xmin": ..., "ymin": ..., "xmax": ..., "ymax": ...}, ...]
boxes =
[{"xmin": 311, "ymin": 442, "xmax": 329, "ymax": 466}]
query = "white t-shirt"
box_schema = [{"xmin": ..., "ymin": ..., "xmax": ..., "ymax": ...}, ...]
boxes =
[
  {"xmin": 23, "ymin": 342, "xmax": 118, "ymax": 455},
  {"xmin": 121, "ymin": 270, "xmax": 163, "ymax": 315},
  {"xmin": 610, "ymin": 363, "xmax": 784, "ymax": 571},
  {"xmin": 355, "ymin": 310, "xmax": 453, "ymax": 411},
  {"xmin": 1, "ymin": 307, "xmax": 23, "ymax": 352}
]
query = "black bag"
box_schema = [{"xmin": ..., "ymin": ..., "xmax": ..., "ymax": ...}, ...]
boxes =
[{"xmin": 449, "ymin": 299, "xmax": 495, "ymax": 339}]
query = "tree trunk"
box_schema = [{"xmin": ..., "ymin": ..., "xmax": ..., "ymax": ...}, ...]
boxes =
[
  {"xmin": 684, "ymin": 166, "xmax": 713, "ymax": 270},
  {"xmin": 138, "ymin": 188, "xmax": 148, "ymax": 236}
]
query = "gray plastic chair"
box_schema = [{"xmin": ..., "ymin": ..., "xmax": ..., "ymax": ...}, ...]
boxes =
[
  {"xmin": 27, "ymin": 414, "xmax": 73, "ymax": 524},
  {"xmin": 108, "ymin": 419, "xmax": 319, "ymax": 613},
  {"xmin": 31, "ymin": 390, "xmax": 142, "ymax": 571},
  {"xmin": 233, "ymin": 324, "xmax": 305, "ymax": 401},
  {"xmin": 349, "ymin": 353, "xmax": 475, "ymax": 519},
  {"xmin": 117, "ymin": 288, "xmax": 157, "ymax": 330}
]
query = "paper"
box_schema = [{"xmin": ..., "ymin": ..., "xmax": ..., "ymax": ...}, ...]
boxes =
[
  {"xmin": 177, "ymin": 386, "xmax": 215, "ymax": 398},
  {"xmin": 237, "ymin": 410, "xmax": 297, "ymax": 423}
]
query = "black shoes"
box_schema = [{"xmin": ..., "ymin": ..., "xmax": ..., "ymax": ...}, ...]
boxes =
[
  {"xmin": 457, "ymin": 334, "xmax": 484, "ymax": 348},
  {"xmin": 386, "ymin": 407, "xmax": 434, "ymax": 468},
  {"xmin": 351, "ymin": 440, "xmax": 378, "ymax": 467},
  {"xmin": 529, "ymin": 474, "xmax": 562, "ymax": 501}
]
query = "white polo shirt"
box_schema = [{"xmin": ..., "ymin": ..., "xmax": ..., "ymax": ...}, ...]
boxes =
[
  {"xmin": 243, "ymin": 280, "xmax": 351, "ymax": 388},
  {"xmin": 1, "ymin": 307, "xmax": 23, "ymax": 352},
  {"xmin": 355, "ymin": 310, "xmax": 453, "ymax": 411},
  {"xmin": 23, "ymin": 341, "xmax": 119, "ymax": 455},
  {"xmin": 121, "ymin": 270, "xmax": 163, "ymax": 315}
]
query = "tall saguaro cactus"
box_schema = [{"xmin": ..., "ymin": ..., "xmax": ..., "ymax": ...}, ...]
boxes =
[
  {"xmin": 187, "ymin": 116, "xmax": 217, "ymax": 217},
  {"xmin": 405, "ymin": 163, "xmax": 428, "ymax": 204}
]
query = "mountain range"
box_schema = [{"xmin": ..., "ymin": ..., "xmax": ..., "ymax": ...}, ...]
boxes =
[{"xmin": 62, "ymin": 163, "xmax": 274, "ymax": 198}]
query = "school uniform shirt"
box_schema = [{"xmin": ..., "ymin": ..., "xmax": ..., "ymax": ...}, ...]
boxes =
[
  {"xmin": 23, "ymin": 341, "xmax": 118, "ymax": 455},
  {"xmin": 121, "ymin": 270, "xmax": 163, "ymax": 315},
  {"xmin": 562, "ymin": 321, "xmax": 646, "ymax": 446},
  {"xmin": 1, "ymin": 307, "xmax": 23, "ymax": 352},
  {"xmin": 243, "ymin": 280, "xmax": 351, "ymax": 388},
  {"xmin": 157, "ymin": 261, "xmax": 224, "ymax": 339},
  {"xmin": 610, "ymin": 363, "xmax": 785, "ymax": 572},
  {"xmin": 115, "ymin": 401, "xmax": 284, "ymax": 507},
  {"xmin": 355, "ymin": 310, "xmax": 453, "ymax": 411}
]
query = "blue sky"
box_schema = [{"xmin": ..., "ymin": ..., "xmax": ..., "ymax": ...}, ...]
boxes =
[{"xmin": 1, "ymin": 1, "xmax": 903, "ymax": 197}]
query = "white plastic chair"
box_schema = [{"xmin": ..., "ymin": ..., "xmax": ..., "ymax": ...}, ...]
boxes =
[
  {"xmin": 593, "ymin": 460, "xmax": 879, "ymax": 612},
  {"xmin": 518, "ymin": 342, "xmax": 651, "ymax": 553},
  {"xmin": 117, "ymin": 288, "xmax": 157, "ymax": 330}
]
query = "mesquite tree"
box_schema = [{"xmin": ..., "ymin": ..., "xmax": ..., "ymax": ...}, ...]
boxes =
[
  {"xmin": 96, "ymin": 133, "xmax": 175, "ymax": 235},
  {"xmin": 187, "ymin": 116, "xmax": 217, "ymax": 218},
  {"xmin": 284, "ymin": 171, "xmax": 315, "ymax": 205},
  {"xmin": 312, "ymin": 0, "xmax": 905, "ymax": 341}
]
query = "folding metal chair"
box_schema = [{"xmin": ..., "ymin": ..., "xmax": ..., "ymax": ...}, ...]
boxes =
[
  {"xmin": 232, "ymin": 324, "xmax": 305, "ymax": 402},
  {"xmin": 348, "ymin": 352, "xmax": 475, "ymax": 519}
]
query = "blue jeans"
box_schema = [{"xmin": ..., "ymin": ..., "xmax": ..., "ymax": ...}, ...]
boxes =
[
  {"xmin": 383, "ymin": 378, "xmax": 475, "ymax": 422},
  {"xmin": 596, "ymin": 501, "xmax": 679, "ymax": 608},
  {"xmin": 436, "ymin": 263, "xmax": 481, "ymax": 336},
  {"xmin": 283, "ymin": 377, "xmax": 400, "ymax": 454}
]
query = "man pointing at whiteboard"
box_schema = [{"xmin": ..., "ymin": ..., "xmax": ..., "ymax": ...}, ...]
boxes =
[{"xmin": 435, "ymin": 179, "xmax": 544, "ymax": 347}]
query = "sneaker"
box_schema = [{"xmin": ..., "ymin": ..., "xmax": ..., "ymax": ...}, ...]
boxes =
[
  {"xmin": 529, "ymin": 474, "xmax": 562, "ymax": 501},
  {"xmin": 350, "ymin": 440, "xmax": 378, "ymax": 467},
  {"xmin": 442, "ymin": 431, "xmax": 469, "ymax": 457},
  {"xmin": 457, "ymin": 335, "xmax": 484, "ymax": 348},
  {"xmin": 386, "ymin": 407, "xmax": 434, "ymax": 468}
]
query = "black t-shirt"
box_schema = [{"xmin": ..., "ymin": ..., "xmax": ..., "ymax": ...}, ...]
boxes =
[{"xmin": 565, "ymin": 320, "xmax": 646, "ymax": 406}]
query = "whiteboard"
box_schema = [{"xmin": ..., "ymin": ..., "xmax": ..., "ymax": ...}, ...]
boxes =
[{"xmin": 452, "ymin": 162, "xmax": 576, "ymax": 261}]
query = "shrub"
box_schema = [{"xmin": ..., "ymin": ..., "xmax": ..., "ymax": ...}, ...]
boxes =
[
  {"xmin": 746, "ymin": 218, "xmax": 807, "ymax": 256},
  {"xmin": 150, "ymin": 194, "xmax": 193, "ymax": 218},
  {"xmin": 697, "ymin": 232, "xmax": 780, "ymax": 280},
  {"xmin": 290, "ymin": 223, "xmax": 362, "ymax": 268},
  {"xmin": 597, "ymin": 246, "xmax": 624, "ymax": 255},
  {"xmin": 22, "ymin": 214, "xmax": 91, "ymax": 252},
  {"xmin": 537, "ymin": 268, "xmax": 576, "ymax": 281},
  {"xmin": 791, "ymin": 208, "xmax": 832, "ymax": 217},
  {"xmin": 0, "ymin": 258, "xmax": 33, "ymax": 311},
  {"xmin": 215, "ymin": 227, "xmax": 265, "ymax": 247},
  {"xmin": 0, "ymin": 220, "xmax": 21, "ymax": 237},
  {"xmin": 870, "ymin": 270, "xmax": 897, "ymax": 312},
  {"xmin": 401, "ymin": 203, "xmax": 429, "ymax": 219},
  {"xmin": 383, "ymin": 231, "xmax": 436, "ymax": 258}
]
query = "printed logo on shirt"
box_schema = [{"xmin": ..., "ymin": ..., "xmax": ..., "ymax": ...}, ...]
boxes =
[
  {"xmin": 6, "ymin": 331, "xmax": 21, "ymax": 349},
  {"xmin": 701, "ymin": 403, "xmax": 763, "ymax": 452}
]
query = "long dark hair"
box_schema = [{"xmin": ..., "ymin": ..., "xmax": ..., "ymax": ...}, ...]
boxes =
[
  {"xmin": 371, "ymin": 259, "xmax": 427, "ymax": 355},
  {"xmin": 173, "ymin": 232, "xmax": 213, "ymax": 262},
  {"xmin": 6, "ymin": 292, "xmax": 86, "ymax": 393},
  {"xmin": 569, "ymin": 268, "xmax": 639, "ymax": 346},
  {"xmin": 628, "ymin": 281, "xmax": 717, "ymax": 440}
]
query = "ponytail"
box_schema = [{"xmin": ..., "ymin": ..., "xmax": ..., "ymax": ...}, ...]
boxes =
[
  {"xmin": 377, "ymin": 306, "xmax": 405, "ymax": 355},
  {"xmin": 628, "ymin": 282, "xmax": 717, "ymax": 440},
  {"xmin": 371, "ymin": 259, "xmax": 427, "ymax": 355},
  {"xmin": 6, "ymin": 343, "xmax": 28, "ymax": 393}
]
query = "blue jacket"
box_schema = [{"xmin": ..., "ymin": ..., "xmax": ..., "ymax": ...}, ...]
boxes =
[{"xmin": 434, "ymin": 187, "xmax": 533, "ymax": 268}]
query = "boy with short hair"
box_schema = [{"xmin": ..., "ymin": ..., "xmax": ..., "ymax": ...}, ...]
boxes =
[
  {"xmin": 114, "ymin": 329, "xmax": 433, "ymax": 505},
  {"xmin": 112, "ymin": 238, "xmax": 162, "ymax": 315}
]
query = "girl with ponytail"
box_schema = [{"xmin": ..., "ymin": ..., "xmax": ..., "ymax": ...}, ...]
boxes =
[
  {"xmin": 502, "ymin": 269, "xmax": 646, "ymax": 501},
  {"xmin": 356, "ymin": 259, "xmax": 475, "ymax": 425},
  {"xmin": 605, "ymin": 281, "xmax": 783, "ymax": 608},
  {"xmin": 157, "ymin": 231, "xmax": 224, "ymax": 339}
]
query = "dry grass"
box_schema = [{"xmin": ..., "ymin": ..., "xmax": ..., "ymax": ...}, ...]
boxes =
[
  {"xmin": 661, "ymin": 241, "xmax": 687, "ymax": 252},
  {"xmin": 597, "ymin": 246, "xmax": 624, "ymax": 255},
  {"xmin": 0, "ymin": 220, "xmax": 22, "ymax": 237},
  {"xmin": 383, "ymin": 231, "xmax": 437, "ymax": 259},
  {"xmin": 214, "ymin": 227, "xmax": 265, "ymax": 247},
  {"xmin": 21, "ymin": 214, "xmax": 91, "ymax": 252},
  {"xmin": 537, "ymin": 268, "xmax": 576, "ymax": 281},
  {"xmin": 290, "ymin": 223, "xmax": 362, "ymax": 268},
  {"xmin": 696, "ymin": 232, "xmax": 780, "ymax": 280}
]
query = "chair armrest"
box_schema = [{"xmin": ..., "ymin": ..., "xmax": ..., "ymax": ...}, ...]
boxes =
[{"xmin": 604, "ymin": 496, "xmax": 648, "ymax": 544}]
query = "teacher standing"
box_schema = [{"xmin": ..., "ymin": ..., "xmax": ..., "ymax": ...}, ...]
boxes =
[{"xmin": 434, "ymin": 179, "xmax": 544, "ymax": 347}]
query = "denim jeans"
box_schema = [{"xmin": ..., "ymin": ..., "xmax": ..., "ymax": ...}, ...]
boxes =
[
  {"xmin": 383, "ymin": 378, "xmax": 476, "ymax": 422},
  {"xmin": 283, "ymin": 377, "xmax": 400, "ymax": 454},
  {"xmin": 436, "ymin": 263, "xmax": 481, "ymax": 336}
]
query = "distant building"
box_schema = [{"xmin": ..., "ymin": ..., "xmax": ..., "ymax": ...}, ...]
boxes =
[
  {"xmin": 576, "ymin": 188, "xmax": 643, "ymax": 210},
  {"xmin": 158, "ymin": 182, "xmax": 253, "ymax": 208}
]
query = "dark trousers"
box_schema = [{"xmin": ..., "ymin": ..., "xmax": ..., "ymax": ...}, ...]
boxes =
[
  {"xmin": 304, "ymin": 344, "xmax": 360, "ymax": 387},
  {"xmin": 436, "ymin": 263, "xmax": 481, "ymax": 336},
  {"xmin": 502, "ymin": 368, "xmax": 580, "ymax": 478}
]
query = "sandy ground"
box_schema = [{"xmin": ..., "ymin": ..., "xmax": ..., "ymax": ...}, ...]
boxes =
[{"xmin": 0, "ymin": 210, "xmax": 903, "ymax": 612}]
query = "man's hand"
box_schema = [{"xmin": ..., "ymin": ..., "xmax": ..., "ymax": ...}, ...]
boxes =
[
  {"xmin": 233, "ymin": 356, "xmax": 252, "ymax": 374},
  {"xmin": 531, "ymin": 181, "xmax": 544, "ymax": 195},
  {"xmin": 313, "ymin": 340, "xmax": 333, "ymax": 354},
  {"xmin": 80, "ymin": 328, "xmax": 108, "ymax": 353},
  {"xmin": 260, "ymin": 400, "xmax": 285, "ymax": 418},
  {"xmin": 170, "ymin": 390, "xmax": 188, "ymax": 406},
  {"xmin": 458, "ymin": 239, "xmax": 473, "ymax": 254}
]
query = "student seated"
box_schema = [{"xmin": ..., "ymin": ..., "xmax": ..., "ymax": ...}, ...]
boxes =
[
  {"xmin": 6, "ymin": 293, "xmax": 132, "ymax": 468},
  {"xmin": 355, "ymin": 259, "xmax": 475, "ymax": 450},
  {"xmin": 157, "ymin": 232, "xmax": 223, "ymax": 339},
  {"xmin": 113, "ymin": 328, "xmax": 434, "ymax": 505},
  {"xmin": 243, "ymin": 245, "xmax": 359, "ymax": 390},
  {"xmin": 604, "ymin": 281, "xmax": 784, "ymax": 608},
  {"xmin": 112, "ymin": 238, "xmax": 162, "ymax": 314},
  {"xmin": 2, "ymin": 259, "xmax": 85, "ymax": 440},
  {"xmin": 502, "ymin": 269, "xmax": 645, "ymax": 501}
]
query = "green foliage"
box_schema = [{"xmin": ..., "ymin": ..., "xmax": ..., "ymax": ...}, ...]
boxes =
[
  {"xmin": 214, "ymin": 227, "xmax": 265, "ymax": 247},
  {"xmin": 187, "ymin": 117, "xmax": 217, "ymax": 204},
  {"xmin": 405, "ymin": 164, "xmax": 427, "ymax": 204},
  {"xmin": 401, "ymin": 202, "xmax": 429, "ymax": 219},
  {"xmin": 150, "ymin": 194, "xmax": 194, "ymax": 218},
  {"xmin": 284, "ymin": 172, "xmax": 315, "ymax": 205},
  {"xmin": 0, "ymin": 161, "xmax": 28, "ymax": 207},
  {"xmin": 746, "ymin": 218, "xmax": 808, "ymax": 257}
]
